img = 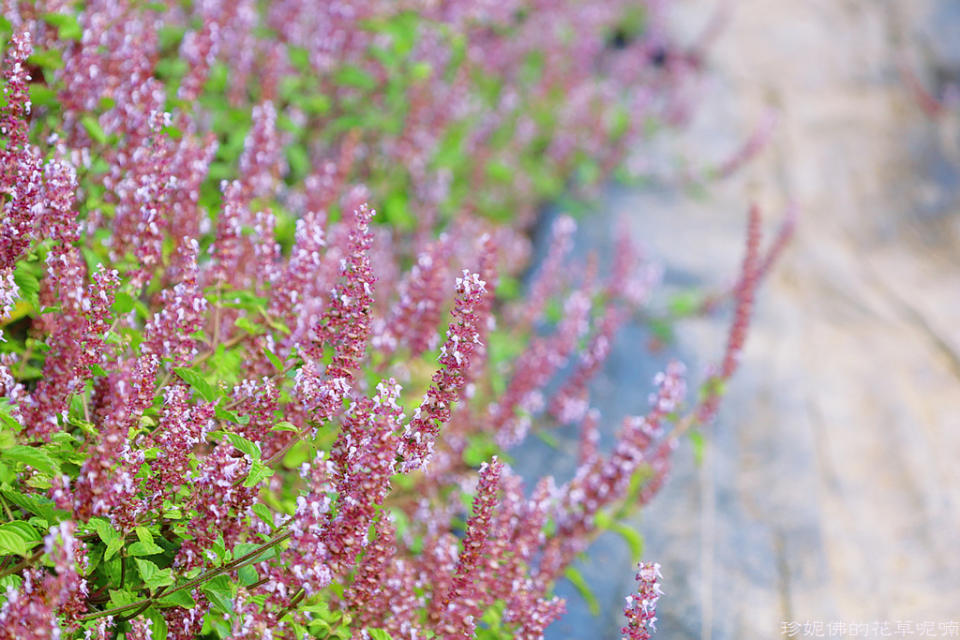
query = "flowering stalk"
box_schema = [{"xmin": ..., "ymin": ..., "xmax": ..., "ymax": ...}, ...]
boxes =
[{"xmin": 621, "ymin": 562, "xmax": 663, "ymax": 640}]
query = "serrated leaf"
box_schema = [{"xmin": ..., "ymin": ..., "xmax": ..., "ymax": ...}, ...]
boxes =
[
  {"xmin": 109, "ymin": 588, "xmax": 139, "ymax": 608},
  {"xmin": 1, "ymin": 489, "xmax": 60, "ymax": 523},
  {"xmin": 0, "ymin": 529, "xmax": 27, "ymax": 556},
  {"xmin": 201, "ymin": 575, "xmax": 234, "ymax": 614},
  {"xmin": 88, "ymin": 517, "xmax": 120, "ymax": 545},
  {"xmin": 173, "ymin": 367, "xmax": 219, "ymax": 402},
  {"xmin": 2, "ymin": 445, "xmax": 59, "ymax": 475},
  {"xmin": 103, "ymin": 554, "xmax": 122, "ymax": 586},
  {"xmin": 270, "ymin": 421, "xmax": 298, "ymax": 433},
  {"xmin": 224, "ymin": 432, "xmax": 260, "ymax": 460},
  {"xmin": 105, "ymin": 537, "xmax": 123, "ymax": 560},
  {"xmin": 0, "ymin": 405, "xmax": 21, "ymax": 433},
  {"xmin": 0, "ymin": 521, "xmax": 41, "ymax": 546},
  {"xmin": 237, "ymin": 564, "xmax": 258, "ymax": 586},
  {"xmin": 135, "ymin": 526, "xmax": 154, "ymax": 545},
  {"xmin": 135, "ymin": 558, "xmax": 174, "ymax": 590},
  {"xmin": 250, "ymin": 503, "xmax": 274, "ymax": 528},
  {"xmin": 128, "ymin": 540, "xmax": 164, "ymax": 556},
  {"xmin": 242, "ymin": 459, "xmax": 273, "ymax": 488},
  {"xmin": 12, "ymin": 265, "xmax": 40, "ymax": 308},
  {"xmin": 157, "ymin": 589, "xmax": 196, "ymax": 609}
]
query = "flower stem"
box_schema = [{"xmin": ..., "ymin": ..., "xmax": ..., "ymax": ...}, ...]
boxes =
[{"xmin": 77, "ymin": 529, "xmax": 292, "ymax": 621}]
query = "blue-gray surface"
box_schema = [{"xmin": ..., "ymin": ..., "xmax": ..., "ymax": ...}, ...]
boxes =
[{"xmin": 511, "ymin": 0, "xmax": 960, "ymax": 637}]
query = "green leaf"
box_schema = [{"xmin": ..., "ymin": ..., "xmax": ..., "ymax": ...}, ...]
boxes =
[
  {"xmin": 0, "ymin": 521, "xmax": 41, "ymax": 548},
  {"xmin": 173, "ymin": 367, "xmax": 219, "ymax": 402},
  {"xmin": 1, "ymin": 489, "xmax": 61, "ymax": 524},
  {"xmin": 0, "ymin": 529, "xmax": 27, "ymax": 557},
  {"xmin": 611, "ymin": 522, "xmax": 645, "ymax": 562},
  {"xmin": 200, "ymin": 575, "xmax": 234, "ymax": 614},
  {"xmin": 80, "ymin": 114, "xmax": 107, "ymax": 145},
  {"xmin": 0, "ymin": 403, "xmax": 20, "ymax": 433},
  {"xmin": 87, "ymin": 518, "xmax": 117, "ymax": 544},
  {"xmin": 105, "ymin": 537, "xmax": 123, "ymax": 560},
  {"xmin": 2, "ymin": 445, "xmax": 59, "ymax": 475},
  {"xmin": 88, "ymin": 517, "xmax": 123, "ymax": 560},
  {"xmin": 112, "ymin": 291, "xmax": 136, "ymax": 314},
  {"xmin": 103, "ymin": 554, "xmax": 122, "ymax": 586},
  {"xmin": 237, "ymin": 564, "xmax": 258, "ymax": 586},
  {"xmin": 263, "ymin": 348, "xmax": 284, "ymax": 371},
  {"xmin": 367, "ymin": 630, "xmax": 393, "ymax": 640},
  {"xmin": 689, "ymin": 430, "xmax": 705, "ymax": 466},
  {"xmin": 224, "ymin": 432, "xmax": 260, "ymax": 460},
  {"xmin": 128, "ymin": 540, "xmax": 164, "ymax": 556},
  {"xmin": 135, "ymin": 558, "xmax": 174, "ymax": 590},
  {"xmin": 285, "ymin": 144, "xmax": 310, "ymax": 179},
  {"xmin": 135, "ymin": 526, "xmax": 154, "ymax": 545},
  {"xmin": 333, "ymin": 65, "xmax": 377, "ymax": 91},
  {"xmin": 157, "ymin": 589, "xmax": 196, "ymax": 609},
  {"xmin": 28, "ymin": 84, "xmax": 57, "ymax": 108},
  {"xmin": 533, "ymin": 430, "xmax": 559, "ymax": 449},
  {"xmin": 144, "ymin": 606, "xmax": 169, "ymax": 640},
  {"xmin": 383, "ymin": 192, "xmax": 414, "ymax": 231},
  {"xmin": 243, "ymin": 459, "xmax": 273, "ymax": 488},
  {"xmin": 109, "ymin": 588, "xmax": 138, "ymax": 609},
  {"xmin": 564, "ymin": 566, "xmax": 600, "ymax": 616},
  {"xmin": 12, "ymin": 264, "xmax": 40, "ymax": 308},
  {"xmin": 233, "ymin": 316, "xmax": 263, "ymax": 335},
  {"xmin": 27, "ymin": 48, "xmax": 63, "ymax": 70},
  {"xmin": 250, "ymin": 503, "xmax": 274, "ymax": 528},
  {"xmin": 270, "ymin": 421, "xmax": 298, "ymax": 433},
  {"xmin": 214, "ymin": 403, "xmax": 249, "ymax": 426},
  {"xmin": 667, "ymin": 290, "xmax": 704, "ymax": 317},
  {"xmin": 42, "ymin": 13, "xmax": 82, "ymax": 40}
]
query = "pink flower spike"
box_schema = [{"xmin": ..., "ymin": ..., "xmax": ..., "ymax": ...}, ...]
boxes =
[
  {"xmin": 621, "ymin": 562, "xmax": 663, "ymax": 640},
  {"xmin": 399, "ymin": 269, "xmax": 488, "ymax": 471}
]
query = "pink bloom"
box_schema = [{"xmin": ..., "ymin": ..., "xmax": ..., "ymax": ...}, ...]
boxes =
[
  {"xmin": 399, "ymin": 270, "xmax": 488, "ymax": 471},
  {"xmin": 622, "ymin": 562, "xmax": 663, "ymax": 640},
  {"xmin": 295, "ymin": 205, "xmax": 376, "ymax": 424}
]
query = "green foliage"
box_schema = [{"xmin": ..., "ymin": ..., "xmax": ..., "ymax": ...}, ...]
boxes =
[{"xmin": 563, "ymin": 566, "xmax": 600, "ymax": 616}]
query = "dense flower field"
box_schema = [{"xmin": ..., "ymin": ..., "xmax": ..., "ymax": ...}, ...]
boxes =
[{"xmin": 0, "ymin": 1, "xmax": 789, "ymax": 639}]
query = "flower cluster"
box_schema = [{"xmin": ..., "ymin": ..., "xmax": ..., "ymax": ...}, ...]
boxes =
[
  {"xmin": 399, "ymin": 270, "xmax": 489, "ymax": 471},
  {"xmin": 0, "ymin": 523, "xmax": 88, "ymax": 640},
  {"xmin": 622, "ymin": 562, "xmax": 664, "ymax": 640},
  {"xmin": 0, "ymin": 2, "xmax": 787, "ymax": 638}
]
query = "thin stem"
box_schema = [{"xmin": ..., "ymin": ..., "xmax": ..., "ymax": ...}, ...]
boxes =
[
  {"xmin": 77, "ymin": 529, "xmax": 292, "ymax": 622},
  {"xmin": 275, "ymin": 587, "xmax": 306, "ymax": 622},
  {"xmin": 0, "ymin": 548, "xmax": 43, "ymax": 579}
]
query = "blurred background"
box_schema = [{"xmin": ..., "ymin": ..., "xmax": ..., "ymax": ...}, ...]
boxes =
[{"xmin": 519, "ymin": 0, "xmax": 960, "ymax": 637}]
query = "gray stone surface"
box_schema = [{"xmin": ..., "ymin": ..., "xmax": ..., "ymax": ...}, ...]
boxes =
[{"xmin": 516, "ymin": 1, "xmax": 960, "ymax": 638}]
